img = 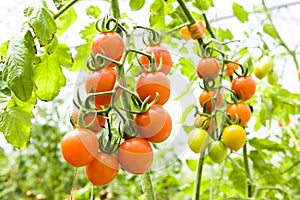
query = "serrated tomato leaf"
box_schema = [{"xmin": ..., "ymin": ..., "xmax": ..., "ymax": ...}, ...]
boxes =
[
  {"xmin": 34, "ymin": 44, "xmax": 70, "ymax": 101},
  {"xmin": 24, "ymin": 1, "xmax": 56, "ymax": 46},
  {"xmin": 232, "ymin": 2, "xmax": 248, "ymax": 23},
  {"xmin": 263, "ymin": 23, "xmax": 279, "ymax": 39},
  {"xmin": 3, "ymin": 30, "xmax": 35, "ymax": 102},
  {"xmin": 0, "ymin": 41, "xmax": 9, "ymax": 62},
  {"xmin": 150, "ymin": 0, "xmax": 165, "ymax": 28},
  {"xmin": 129, "ymin": 0, "xmax": 145, "ymax": 11},
  {"xmin": 0, "ymin": 107, "xmax": 32, "ymax": 149},
  {"xmin": 56, "ymin": 6, "xmax": 77, "ymax": 37}
]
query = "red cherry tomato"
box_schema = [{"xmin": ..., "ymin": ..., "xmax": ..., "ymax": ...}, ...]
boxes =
[
  {"xmin": 85, "ymin": 67, "xmax": 118, "ymax": 106},
  {"xmin": 199, "ymin": 90, "xmax": 223, "ymax": 113},
  {"xmin": 196, "ymin": 57, "xmax": 220, "ymax": 80},
  {"xmin": 135, "ymin": 104, "xmax": 172, "ymax": 143},
  {"xmin": 226, "ymin": 102, "xmax": 251, "ymax": 126},
  {"xmin": 231, "ymin": 76, "xmax": 256, "ymax": 101},
  {"xmin": 118, "ymin": 137, "xmax": 153, "ymax": 174},
  {"xmin": 139, "ymin": 45, "xmax": 172, "ymax": 75},
  {"xmin": 91, "ymin": 32, "xmax": 124, "ymax": 68},
  {"xmin": 136, "ymin": 72, "xmax": 170, "ymax": 105},
  {"xmin": 85, "ymin": 152, "xmax": 119, "ymax": 186},
  {"xmin": 61, "ymin": 128, "xmax": 98, "ymax": 167}
]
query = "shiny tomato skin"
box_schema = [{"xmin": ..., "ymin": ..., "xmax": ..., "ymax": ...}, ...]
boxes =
[
  {"xmin": 118, "ymin": 138, "xmax": 153, "ymax": 174},
  {"xmin": 136, "ymin": 72, "xmax": 170, "ymax": 105},
  {"xmin": 85, "ymin": 152, "xmax": 119, "ymax": 186},
  {"xmin": 135, "ymin": 104, "xmax": 172, "ymax": 143},
  {"xmin": 85, "ymin": 68, "xmax": 117, "ymax": 106},
  {"xmin": 231, "ymin": 76, "xmax": 256, "ymax": 101},
  {"xmin": 197, "ymin": 57, "xmax": 220, "ymax": 80},
  {"xmin": 222, "ymin": 125, "xmax": 246, "ymax": 151},
  {"xmin": 61, "ymin": 128, "xmax": 98, "ymax": 167},
  {"xmin": 226, "ymin": 102, "xmax": 251, "ymax": 126},
  {"xmin": 199, "ymin": 90, "xmax": 223, "ymax": 113},
  {"xmin": 139, "ymin": 45, "xmax": 172, "ymax": 75},
  {"xmin": 71, "ymin": 103, "xmax": 106, "ymax": 132},
  {"xmin": 91, "ymin": 32, "xmax": 124, "ymax": 68}
]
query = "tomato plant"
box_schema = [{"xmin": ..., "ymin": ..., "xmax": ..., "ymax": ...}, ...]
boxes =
[
  {"xmin": 188, "ymin": 128, "xmax": 210, "ymax": 154},
  {"xmin": 226, "ymin": 102, "xmax": 251, "ymax": 126},
  {"xmin": 85, "ymin": 67, "xmax": 117, "ymax": 106},
  {"xmin": 196, "ymin": 57, "xmax": 220, "ymax": 80},
  {"xmin": 135, "ymin": 104, "xmax": 172, "ymax": 143},
  {"xmin": 136, "ymin": 71, "xmax": 170, "ymax": 105},
  {"xmin": 118, "ymin": 137, "xmax": 153, "ymax": 174},
  {"xmin": 222, "ymin": 125, "xmax": 246, "ymax": 151},
  {"xmin": 85, "ymin": 152, "xmax": 119, "ymax": 186},
  {"xmin": 231, "ymin": 76, "xmax": 256, "ymax": 101},
  {"xmin": 61, "ymin": 128, "xmax": 99, "ymax": 167},
  {"xmin": 139, "ymin": 45, "xmax": 172, "ymax": 75},
  {"xmin": 91, "ymin": 32, "xmax": 124, "ymax": 68}
]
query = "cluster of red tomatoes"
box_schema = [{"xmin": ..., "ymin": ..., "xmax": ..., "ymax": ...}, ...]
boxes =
[
  {"xmin": 188, "ymin": 56, "xmax": 256, "ymax": 163},
  {"xmin": 61, "ymin": 28, "xmax": 174, "ymax": 186}
]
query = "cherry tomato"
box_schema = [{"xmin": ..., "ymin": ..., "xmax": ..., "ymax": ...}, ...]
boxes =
[
  {"xmin": 139, "ymin": 45, "xmax": 172, "ymax": 75},
  {"xmin": 135, "ymin": 104, "xmax": 172, "ymax": 143},
  {"xmin": 258, "ymin": 56, "xmax": 274, "ymax": 74},
  {"xmin": 196, "ymin": 57, "xmax": 220, "ymax": 80},
  {"xmin": 298, "ymin": 68, "xmax": 300, "ymax": 79},
  {"xmin": 71, "ymin": 103, "xmax": 106, "ymax": 132},
  {"xmin": 267, "ymin": 70, "xmax": 279, "ymax": 85},
  {"xmin": 91, "ymin": 32, "xmax": 124, "ymax": 68},
  {"xmin": 188, "ymin": 128, "xmax": 209, "ymax": 154},
  {"xmin": 180, "ymin": 20, "xmax": 206, "ymax": 41},
  {"xmin": 136, "ymin": 72, "xmax": 170, "ymax": 105},
  {"xmin": 231, "ymin": 76, "xmax": 256, "ymax": 101},
  {"xmin": 208, "ymin": 140, "xmax": 228, "ymax": 163},
  {"xmin": 85, "ymin": 152, "xmax": 119, "ymax": 186},
  {"xmin": 199, "ymin": 90, "xmax": 223, "ymax": 113},
  {"xmin": 225, "ymin": 60, "xmax": 239, "ymax": 76},
  {"xmin": 226, "ymin": 102, "xmax": 251, "ymax": 126},
  {"xmin": 85, "ymin": 67, "xmax": 118, "ymax": 106},
  {"xmin": 253, "ymin": 65, "xmax": 267, "ymax": 79},
  {"xmin": 61, "ymin": 128, "xmax": 98, "ymax": 167},
  {"xmin": 222, "ymin": 125, "xmax": 246, "ymax": 151},
  {"xmin": 118, "ymin": 137, "xmax": 153, "ymax": 174}
]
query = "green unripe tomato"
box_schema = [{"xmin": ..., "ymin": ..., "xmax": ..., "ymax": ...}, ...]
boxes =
[
  {"xmin": 208, "ymin": 140, "xmax": 228, "ymax": 163},
  {"xmin": 259, "ymin": 56, "xmax": 274, "ymax": 74},
  {"xmin": 188, "ymin": 128, "xmax": 209, "ymax": 154},
  {"xmin": 267, "ymin": 70, "xmax": 279, "ymax": 85}
]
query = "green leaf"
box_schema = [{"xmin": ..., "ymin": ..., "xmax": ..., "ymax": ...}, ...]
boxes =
[
  {"xmin": 34, "ymin": 44, "xmax": 69, "ymax": 101},
  {"xmin": 179, "ymin": 104, "xmax": 194, "ymax": 124},
  {"xmin": 185, "ymin": 159, "xmax": 198, "ymax": 172},
  {"xmin": 193, "ymin": 0, "xmax": 214, "ymax": 11},
  {"xmin": 3, "ymin": 29, "xmax": 35, "ymax": 102},
  {"xmin": 45, "ymin": 36, "xmax": 58, "ymax": 55},
  {"xmin": 183, "ymin": 125, "xmax": 194, "ymax": 134},
  {"xmin": 0, "ymin": 41, "xmax": 9, "ymax": 62},
  {"xmin": 249, "ymin": 137, "xmax": 284, "ymax": 151},
  {"xmin": 24, "ymin": 1, "xmax": 57, "ymax": 46},
  {"xmin": 232, "ymin": 2, "xmax": 249, "ymax": 23},
  {"xmin": 263, "ymin": 23, "xmax": 279, "ymax": 39},
  {"xmin": 0, "ymin": 106, "xmax": 32, "ymax": 149},
  {"xmin": 179, "ymin": 58, "xmax": 195, "ymax": 79},
  {"xmin": 56, "ymin": 6, "xmax": 77, "ymax": 37},
  {"xmin": 129, "ymin": 0, "xmax": 145, "ymax": 11},
  {"xmin": 86, "ymin": 5, "xmax": 101, "ymax": 18},
  {"xmin": 216, "ymin": 28, "xmax": 233, "ymax": 41},
  {"xmin": 150, "ymin": 0, "xmax": 165, "ymax": 28}
]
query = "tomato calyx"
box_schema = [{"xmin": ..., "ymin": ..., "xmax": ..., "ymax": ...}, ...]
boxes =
[
  {"xmin": 98, "ymin": 121, "xmax": 121, "ymax": 154},
  {"xmin": 95, "ymin": 15, "xmax": 126, "ymax": 33},
  {"xmin": 135, "ymin": 50, "xmax": 164, "ymax": 73}
]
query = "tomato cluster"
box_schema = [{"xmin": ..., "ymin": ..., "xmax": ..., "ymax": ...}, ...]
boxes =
[
  {"xmin": 189, "ymin": 55, "xmax": 256, "ymax": 164},
  {"xmin": 61, "ymin": 23, "xmax": 174, "ymax": 187},
  {"xmin": 253, "ymin": 55, "xmax": 279, "ymax": 85}
]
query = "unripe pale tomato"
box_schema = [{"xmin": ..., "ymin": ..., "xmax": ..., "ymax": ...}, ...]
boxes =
[
  {"xmin": 61, "ymin": 128, "xmax": 98, "ymax": 167},
  {"xmin": 118, "ymin": 138, "xmax": 153, "ymax": 174},
  {"xmin": 208, "ymin": 140, "xmax": 228, "ymax": 163},
  {"xmin": 188, "ymin": 128, "xmax": 210, "ymax": 154},
  {"xmin": 222, "ymin": 125, "xmax": 246, "ymax": 151},
  {"xmin": 85, "ymin": 152, "xmax": 119, "ymax": 186},
  {"xmin": 267, "ymin": 70, "xmax": 279, "ymax": 85},
  {"xmin": 253, "ymin": 65, "xmax": 267, "ymax": 79},
  {"xmin": 135, "ymin": 104, "xmax": 172, "ymax": 143},
  {"xmin": 231, "ymin": 76, "xmax": 256, "ymax": 101},
  {"xmin": 91, "ymin": 32, "xmax": 124, "ymax": 68},
  {"xmin": 196, "ymin": 57, "xmax": 220, "ymax": 80},
  {"xmin": 259, "ymin": 56, "xmax": 274, "ymax": 74},
  {"xmin": 226, "ymin": 102, "xmax": 251, "ymax": 126}
]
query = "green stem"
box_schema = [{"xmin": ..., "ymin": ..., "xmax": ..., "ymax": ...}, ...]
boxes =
[
  {"xmin": 193, "ymin": 153, "xmax": 205, "ymax": 200},
  {"xmin": 53, "ymin": 0, "xmax": 80, "ymax": 20},
  {"xmin": 243, "ymin": 142, "xmax": 253, "ymax": 198},
  {"xmin": 140, "ymin": 171, "xmax": 156, "ymax": 200},
  {"xmin": 109, "ymin": 0, "xmax": 156, "ymax": 199}
]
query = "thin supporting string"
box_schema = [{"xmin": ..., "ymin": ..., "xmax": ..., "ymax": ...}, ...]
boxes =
[{"xmin": 70, "ymin": 168, "xmax": 78, "ymax": 200}]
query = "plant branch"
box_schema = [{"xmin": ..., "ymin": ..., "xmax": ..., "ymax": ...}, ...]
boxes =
[
  {"xmin": 140, "ymin": 171, "xmax": 156, "ymax": 200},
  {"xmin": 53, "ymin": 0, "xmax": 80, "ymax": 20},
  {"xmin": 193, "ymin": 152, "xmax": 205, "ymax": 200},
  {"xmin": 243, "ymin": 142, "xmax": 253, "ymax": 198}
]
